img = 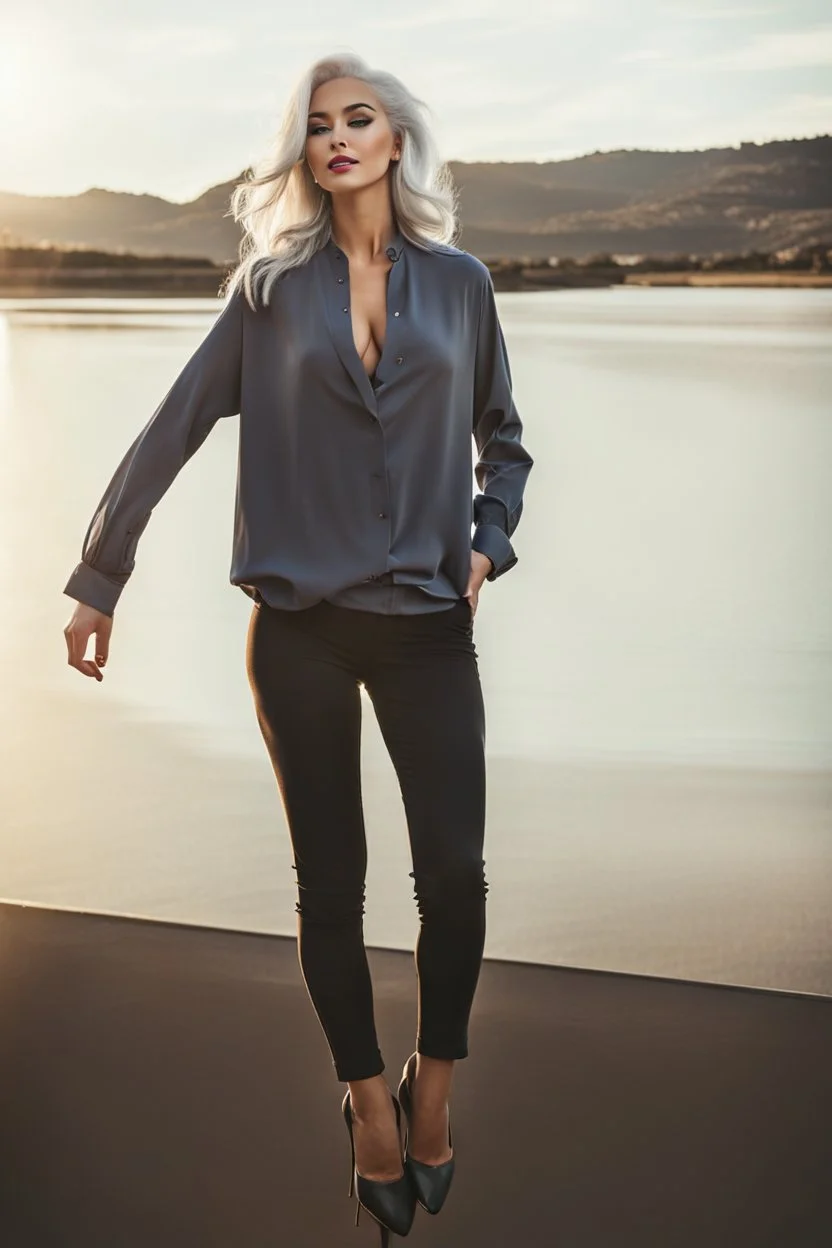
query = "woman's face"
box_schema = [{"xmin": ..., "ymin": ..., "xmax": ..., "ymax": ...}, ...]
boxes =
[{"xmin": 305, "ymin": 76, "xmax": 401, "ymax": 194}]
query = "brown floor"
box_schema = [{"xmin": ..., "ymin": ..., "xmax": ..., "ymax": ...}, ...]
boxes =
[{"xmin": 0, "ymin": 902, "xmax": 829, "ymax": 1247}]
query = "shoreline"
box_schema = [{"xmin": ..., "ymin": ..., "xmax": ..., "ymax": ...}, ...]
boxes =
[
  {"xmin": 1, "ymin": 268, "xmax": 830, "ymax": 299},
  {"xmin": 623, "ymin": 270, "xmax": 832, "ymax": 288}
]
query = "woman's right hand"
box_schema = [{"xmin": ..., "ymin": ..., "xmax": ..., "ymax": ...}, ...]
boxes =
[{"xmin": 64, "ymin": 602, "xmax": 113, "ymax": 682}]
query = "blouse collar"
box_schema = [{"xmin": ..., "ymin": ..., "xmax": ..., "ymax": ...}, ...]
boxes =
[{"xmin": 327, "ymin": 225, "xmax": 406, "ymax": 264}]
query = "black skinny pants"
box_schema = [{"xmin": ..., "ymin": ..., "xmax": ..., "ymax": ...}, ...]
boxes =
[{"xmin": 245, "ymin": 595, "xmax": 488, "ymax": 1082}]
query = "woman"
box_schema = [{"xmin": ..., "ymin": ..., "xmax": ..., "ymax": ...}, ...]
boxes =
[{"xmin": 62, "ymin": 52, "xmax": 533, "ymax": 1246}]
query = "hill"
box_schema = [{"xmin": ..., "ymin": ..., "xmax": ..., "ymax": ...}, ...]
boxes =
[{"xmin": 1, "ymin": 136, "xmax": 830, "ymax": 263}]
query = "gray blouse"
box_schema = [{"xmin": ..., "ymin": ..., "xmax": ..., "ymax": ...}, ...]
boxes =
[{"xmin": 62, "ymin": 225, "xmax": 534, "ymax": 619}]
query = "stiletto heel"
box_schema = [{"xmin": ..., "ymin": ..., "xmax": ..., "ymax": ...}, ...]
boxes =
[
  {"xmin": 396, "ymin": 1051, "xmax": 456, "ymax": 1215},
  {"xmin": 342, "ymin": 1088, "xmax": 416, "ymax": 1242}
]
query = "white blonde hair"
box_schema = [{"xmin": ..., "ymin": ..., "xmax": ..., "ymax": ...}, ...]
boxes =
[{"xmin": 222, "ymin": 52, "xmax": 459, "ymax": 310}]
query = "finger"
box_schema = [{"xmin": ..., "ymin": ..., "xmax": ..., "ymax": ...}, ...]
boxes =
[
  {"xmin": 94, "ymin": 623, "xmax": 110, "ymax": 668},
  {"xmin": 65, "ymin": 626, "xmax": 103, "ymax": 681},
  {"xmin": 64, "ymin": 622, "xmax": 83, "ymax": 668}
]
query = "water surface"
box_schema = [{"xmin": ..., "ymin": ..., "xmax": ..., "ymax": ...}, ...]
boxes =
[{"xmin": 1, "ymin": 288, "xmax": 829, "ymax": 994}]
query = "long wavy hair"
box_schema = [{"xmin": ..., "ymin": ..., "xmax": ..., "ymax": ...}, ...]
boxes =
[{"xmin": 222, "ymin": 53, "xmax": 459, "ymax": 311}]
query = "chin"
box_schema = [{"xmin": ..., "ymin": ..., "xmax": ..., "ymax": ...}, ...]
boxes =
[{"xmin": 322, "ymin": 169, "xmax": 382, "ymax": 193}]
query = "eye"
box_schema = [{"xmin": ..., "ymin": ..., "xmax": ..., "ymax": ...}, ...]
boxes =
[{"xmin": 307, "ymin": 117, "xmax": 372, "ymax": 137}]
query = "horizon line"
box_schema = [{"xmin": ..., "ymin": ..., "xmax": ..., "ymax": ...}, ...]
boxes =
[{"xmin": 3, "ymin": 131, "xmax": 829, "ymax": 207}]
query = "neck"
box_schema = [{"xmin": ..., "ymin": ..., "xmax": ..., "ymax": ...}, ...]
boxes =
[{"xmin": 329, "ymin": 189, "xmax": 398, "ymax": 263}]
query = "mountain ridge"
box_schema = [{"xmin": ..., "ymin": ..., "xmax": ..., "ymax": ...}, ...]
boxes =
[{"xmin": 2, "ymin": 135, "xmax": 829, "ymax": 262}]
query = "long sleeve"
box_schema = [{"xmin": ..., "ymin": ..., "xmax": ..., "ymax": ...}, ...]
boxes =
[
  {"xmin": 470, "ymin": 270, "xmax": 534, "ymax": 581},
  {"xmin": 63, "ymin": 287, "xmax": 244, "ymax": 617}
]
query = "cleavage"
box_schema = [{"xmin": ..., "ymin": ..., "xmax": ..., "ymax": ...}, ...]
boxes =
[{"xmin": 348, "ymin": 260, "xmax": 393, "ymax": 378}]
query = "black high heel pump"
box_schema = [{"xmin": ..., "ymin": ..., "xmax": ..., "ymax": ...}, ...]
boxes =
[
  {"xmin": 396, "ymin": 1052, "xmax": 456, "ymax": 1215},
  {"xmin": 342, "ymin": 1088, "xmax": 416, "ymax": 1245}
]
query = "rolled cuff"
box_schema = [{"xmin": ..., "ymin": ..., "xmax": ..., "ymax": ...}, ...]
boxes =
[
  {"xmin": 471, "ymin": 524, "xmax": 518, "ymax": 581},
  {"xmin": 63, "ymin": 563, "xmax": 125, "ymax": 617}
]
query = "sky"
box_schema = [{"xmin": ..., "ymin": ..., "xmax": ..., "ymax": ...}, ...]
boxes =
[{"xmin": 1, "ymin": 0, "xmax": 830, "ymax": 202}]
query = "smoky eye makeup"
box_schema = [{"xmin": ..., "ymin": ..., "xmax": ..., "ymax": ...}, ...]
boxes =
[{"xmin": 307, "ymin": 115, "xmax": 373, "ymax": 136}]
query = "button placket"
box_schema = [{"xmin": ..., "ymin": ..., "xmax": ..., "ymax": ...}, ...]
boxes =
[
  {"xmin": 323, "ymin": 236, "xmax": 404, "ymax": 420},
  {"xmin": 317, "ymin": 233, "xmax": 408, "ymax": 582}
]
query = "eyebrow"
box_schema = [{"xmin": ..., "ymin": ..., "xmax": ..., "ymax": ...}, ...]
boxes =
[{"xmin": 307, "ymin": 102, "xmax": 377, "ymax": 121}]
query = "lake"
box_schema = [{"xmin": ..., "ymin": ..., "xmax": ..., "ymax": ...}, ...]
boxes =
[{"xmin": 1, "ymin": 286, "xmax": 830, "ymax": 994}]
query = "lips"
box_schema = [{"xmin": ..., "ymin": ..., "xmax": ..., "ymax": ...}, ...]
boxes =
[{"xmin": 328, "ymin": 156, "xmax": 358, "ymax": 170}]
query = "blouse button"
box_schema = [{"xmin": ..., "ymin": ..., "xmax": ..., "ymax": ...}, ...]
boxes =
[
  {"xmin": 337, "ymin": 277, "xmax": 345, "ymax": 284},
  {"xmin": 395, "ymin": 355, "xmax": 404, "ymax": 364},
  {"xmin": 393, "ymin": 311, "xmax": 400, "ymax": 317},
  {"xmin": 343, "ymin": 307, "xmax": 349, "ymax": 313}
]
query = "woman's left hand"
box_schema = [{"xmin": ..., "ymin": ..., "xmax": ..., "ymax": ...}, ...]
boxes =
[{"xmin": 465, "ymin": 552, "xmax": 494, "ymax": 617}]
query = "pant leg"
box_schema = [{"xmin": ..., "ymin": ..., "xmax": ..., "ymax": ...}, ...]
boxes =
[
  {"xmin": 245, "ymin": 602, "xmax": 384, "ymax": 1082},
  {"xmin": 362, "ymin": 598, "xmax": 488, "ymax": 1060}
]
